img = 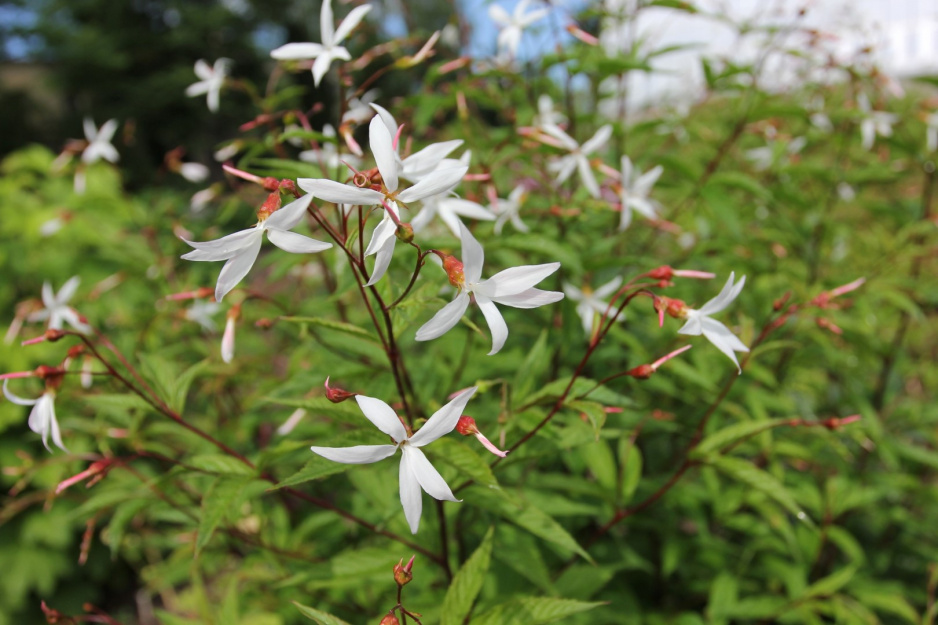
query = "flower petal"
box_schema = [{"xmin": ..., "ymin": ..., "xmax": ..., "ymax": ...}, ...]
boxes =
[
  {"xmin": 370, "ymin": 115, "xmax": 399, "ymax": 192},
  {"xmin": 401, "ymin": 140, "xmax": 464, "ymax": 180},
  {"xmin": 3, "ymin": 380, "xmax": 37, "ymax": 406},
  {"xmin": 443, "ymin": 198, "xmax": 496, "ymax": 221},
  {"xmin": 267, "ymin": 229, "xmax": 333, "ymax": 254},
  {"xmin": 365, "ymin": 237, "xmax": 395, "ymax": 286},
  {"xmin": 364, "ymin": 212, "xmax": 397, "ymax": 256},
  {"xmin": 311, "ymin": 52, "xmax": 334, "ymax": 87},
  {"xmin": 404, "ymin": 446, "xmax": 460, "ymax": 502},
  {"xmin": 697, "ymin": 272, "xmax": 744, "ymax": 316},
  {"xmin": 265, "ymin": 194, "xmax": 314, "ymax": 230},
  {"xmin": 409, "ymin": 386, "xmax": 477, "ymax": 447},
  {"xmin": 57, "ymin": 276, "xmax": 81, "ymax": 305},
  {"xmin": 701, "ymin": 320, "xmax": 748, "ymax": 373},
  {"xmin": 576, "ymin": 155, "xmax": 601, "ymax": 198},
  {"xmin": 297, "ymin": 178, "xmax": 383, "ymax": 205},
  {"xmin": 396, "ymin": 165, "xmax": 467, "ymax": 204},
  {"xmin": 181, "ymin": 228, "xmax": 260, "ymax": 261},
  {"xmin": 214, "ymin": 234, "xmax": 263, "ymax": 302},
  {"xmin": 399, "ymin": 448, "xmax": 423, "ymax": 533},
  {"xmin": 320, "ymin": 0, "xmax": 335, "ymax": 46},
  {"xmin": 59, "ymin": 308, "xmax": 92, "ymax": 334},
  {"xmin": 484, "ymin": 262, "xmax": 560, "ymax": 297},
  {"xmin": 355, "ymin": 395, "xmax": 408, "ymax": 442},
  {"xmin": 370, "ymin": 103, "xmax": 398, "ymax": 137},
  {"xmin": 48, "ymin": 398, "xmax": 67, "ymax": 453},
  {"xmin": 310, "ymin": 444, "xmax": 398, "ymax": 464},
  {"xmin": 492, "ymin": 287, "xmax": 564, "ymax": 309},
  {"xmin": 415, "ymin": 291, "xmax": 471, "ymax": 342},
  {"xmin": 459, "ymin": 222, "xmax": 484, "ymax": 284},
  {"xmin": 270, "ymin": 42, "xmax": 325, "ymax": 60},
  {"xmin": 582, "ymin": 124, "xmax": 613, "ymax": 155},
  {"xmin": 41, "ymin": 281, "xmax": 55, "ymax": 308},
  {"xmin": 333, "ymin": 3, "xmax": 372, "ymax": 45},
  {"xmin": 475, "ymin": 294, "xmax": 509, "ymax": 355}
]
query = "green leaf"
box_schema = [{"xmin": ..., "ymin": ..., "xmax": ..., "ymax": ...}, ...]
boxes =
[
  {"xmin": 189, "ymin": 454, "xmax": 256, "ymax": 476},
  {"xmin": 472, "ymin": 597, "xmax": 605, "ymax": 625},
  {"xmin": 804, "ymin": 566, "xmax": 856, "ymax": 599},
  {"xmin": 196, "ymin": 476, "xmax": 251, "ymax": 556},
  {"xmin": 464, "ymin": 486, "xmax": 593, "ymax": 563},
  {"xmin": 619, "ymin": 442, "xmax": 643, "ymax": 505},
  {"xmin": 432, "ymin": 437, "xmax": 499, "ymax": 489},
  {"xmin": 293, "ymin": 603, "xmax": 353, "ymax": 625},
  {"xmin": 512, "ymin": 330, "xmax": 549, "ymax": 405},
  {"xmin": 692, "ymin": 417, "xmax": 791, "ymax": 457},
  {"xmin": 857, "ymin": 592, "xmax": 920, "ymax": 624},
  {"xmin": 273, "ymin": 454, "xmax": 353, "ymax": 489},
  {"xmin": 441, "ymin": 527, "xmax": 495, "ymax": 625},
  {"xmin": 707, "ymin": 455, "xmax": 812, "ymax": 524},
  {"xmin": 279, "ymin": 316, "xmax": 379, "ymax": 342}
]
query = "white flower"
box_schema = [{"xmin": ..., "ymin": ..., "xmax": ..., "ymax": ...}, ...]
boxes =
[
  {"xmin": 310, "ymin": 387, "xmax": 477, "ymax": 533},
  {"xmin": 180, "ymin": 162, "xmax": 210, "ymax": 183},
  {"xmin": 677, "ymin": 272, "xmax": 749, "ymax": 372},
  {"xmin": 492, "ymin": 185, "xmax": 530, "ymax": 235},
  {"xmin": 181, "ymin": 194, "xmax": 332, "ymax": 302},
  {"xmin": 541, "ymin": 123, "xmax": 612, "ymax": 199},
  {"xmin": 745, "ymin": 137, "xmax": 805, "ymax": 172},
  {"xmin": 342, "ymin": 89, "xmax": 379, "ymax": 126},
  {"xmin": 369, "ymin": 103, "xmax": 465, "ymax": 183},
  {"xmin": 619, "ymin": 156, "xmax": 662, "ymax": 231},
  {"xmin": 416, "ymin": 223, "xmax": 563, "ymax": 355},
  {"xmin": 185, "ymin": 58, "xmax": 230, "ymax": 113},
  {"xmin": 488, "ymin": 0, "xmax": 549, "ymax": 59},
  {"xmin": 184, "ymin": 300, "xmax": 221, "ymax": 331},
  {"xmin": 81, "ymin": 118, "xmax": 119, "ymax": 165},
  {"xmin": 28, "ymin": 277, "xmax": 91, "ymax": 333},
  {"xmin": 563, "ymin": 277, "xmax": 622, "ymax": 336},
  {"xmin": 926, "ymin": 112, "xmax": 938, "ymax": 152},
  {"xmin": 3, "ymin": 381, "xmax": 65, "ymax": 453},
  {"xmin": 270, "ymin": 0, "xmax": 372, "ymax": 87},
  {"xmin": 190, "ymin": 186, "xmax": 219, "ymax": 214},
  {"xmin": 533, "ymin": 94, "xmax": 566, "ymax": 130},
  {"xmin": 299, "ymin": 124, "xmax": 362, "ymax": 173},
  {"xmin": 858, "ymin": 94, "xmax": 896, "ymax": 151},
  {"xmin": 298, "ymin": 114, "xmax": 467, "ymax": 286}
]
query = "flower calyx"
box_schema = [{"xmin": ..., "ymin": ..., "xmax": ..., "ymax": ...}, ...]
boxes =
[
  {"xmin": 324, "ymin": 376, "xmax": 356, "ymax": 403},
  {"xmin": 393, "ymin": 555, "xmax": 415, "ymax": 587},
  {"xmin": 653, "ymin": 296, "xmax": 688, "ymax": 326},
  {"xmin": 456, "ymin": 415, "xmax": 508, "ymax": 457},
  {"xmin": 432, "ymin": 250, "xmax": 465, "ymax": 289}
]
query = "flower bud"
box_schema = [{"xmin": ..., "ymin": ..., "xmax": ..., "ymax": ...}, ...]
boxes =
[
  {"xmin": 393, "ymin": 555, "xmax": 415, "ymax": 586},
  {"xmin": 257, "ymin": 191, "xmax": 282, "ymax": 220},
  {"xmin": 433, "ymin": 251, "xmax": 465, "ymax": 288},
  {"xmin": 396, "ymin": 222, "xmax": 414, "ymax": 243},
  {"xmin": 456, "ymin": 416, "xmax": 508, "ymax": 457},
  {"xmin": 379, "ymin": 614, "xmax": 400, "ymax": 625},
  {"xmin": 626, "ymin": 364, "xmax": 655, "ymax": 379},
  {"xmin": 324, "ymin": 377, "xmax": 356, "ymax": 403}
]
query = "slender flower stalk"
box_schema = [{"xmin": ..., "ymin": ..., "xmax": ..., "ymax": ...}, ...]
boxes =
[{"xmin": 310, "ymin": 387, "xmax": 477, "ymax": 533}]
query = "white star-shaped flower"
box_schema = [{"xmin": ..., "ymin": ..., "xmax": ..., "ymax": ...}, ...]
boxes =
[
  {"xmin": 369, "ymin": 103, "xmax": 465, "ymax": 183},
  {"xmin": 28, "ymin": 277, "xmax": 91, "ymax": 333},
  {"xmin": 563, "ymin": 277, "xmax": 622, "ymax": 336},
  {"xmin": 492, "ymin": 185, "xmax": 530, "ymax": 235},
  {"xmin": 858, "ymin": 94, "xmax": 896, "ymax": 151},
  {"xmin": 298, "ymin": 114, "xmax": 467, "ymax": 286},
  {"xmin": 541, "ymin": 123, "xmax": 612, "ymax": 199},
  {"xmin": 619, "ymin": 156, "xmax": 662, "ymax": 231},
  {"xmin": 677, "ymin": 272, "xmax": 749, "ymax": 372},
  {"xmin": 416, "ymin": 223, "xmax": 563, "ymax": 355},
  {"xmin": 81, "ymin": 118, "xmax": 119, "ymax": 165},
  {"xmin": 310, "ymin": 387, "xmax": 477, "ymax": 533},
  {"xmin": 533, "ymin": 94, "xmax": 566, "ymax": 130},
  {"xmin": 745, "ymin": 137, "xmax": 805, "ymax": 172},
  {"xmin": 185, "ymin": 58, "xmax": 230, "ymax": 113},
  {"xmin": 3, "ymin": 381, "xmax": 65, "ymax": 453},
  {"xmin": 270, "ymin": 0, "xmax": 372, "ymax": 87},
  {"xmin": 488, "ymin": 0, "xmax": 550, "ymax": 59},
  {"xmin": 181, "ymin": 194, "xmax": 333, "ymax": 302}
]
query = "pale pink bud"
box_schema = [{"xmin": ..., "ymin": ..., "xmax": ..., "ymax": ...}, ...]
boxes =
[
  {"xmin": 81, "ymin": 356, "xmax": 94, "ymax": 389},
  {"xmin": 221, "ymin": 314, "xmax": 237, "ymax": 364},
  {"xmin": 456, "ymin": 416, "xmax": 508, "ymax": 457},
  {"xmin": 277, "ymin": 408, "xmax": 307, "ymax": 435}
]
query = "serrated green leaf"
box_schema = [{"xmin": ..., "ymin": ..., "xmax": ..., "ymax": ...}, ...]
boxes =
[
  {"xmin": 441, "ymin": 526, "xmax": 494, "ymax": 625},
  {"xmin": 707, "ymin": 455, "xmax": 812, "ymax": 524},
  {"xmin": 293, "ymin": 603, "xmax": 353, "ymax": 625},
  {"xmin": 196, "ymin": 476, "xmax": 251, "ymax": 556},
  {"xmin": 472, "ymin": 596, "xmax": 604, "ymax": 625},
  {"xmin": 465, "ymin": 486, "xmax": 593, "ymax": 563},
  {"xmin": 432, "ymin": 437, "xmax": 499, "ymax": 488}
]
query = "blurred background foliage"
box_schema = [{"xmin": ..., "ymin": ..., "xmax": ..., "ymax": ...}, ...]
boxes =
[{"xmin": 1, "ymin": 0, "xmax": 938, "ymax": 624}]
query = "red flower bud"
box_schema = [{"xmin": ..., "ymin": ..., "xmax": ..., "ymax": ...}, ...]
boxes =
[
  {"xmin": 324, "ymin": 377, "xmax": 356, "ymax": 403},
  {"xmin": 393, "ymin": 555, "xmax": 415, "ymax": 586},
  {"xmin": 379, "ymin": 614, "xmax": 400, "ymax": 625}
]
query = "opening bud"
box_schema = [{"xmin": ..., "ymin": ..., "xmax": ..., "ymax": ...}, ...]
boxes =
[
  {"xmin": 653, "ymin": 296, "xmax": 688, "ymax": 327},
  {"xmin": 379, "ymin": 615, "xmax": 401, "ymax": 625},
  {"xmin": 324, "ymin": 377, "xmax": 356, "ymax": 403},
  {"xmin": 432, "ymin": 251, "xmax": 465, "ymax": 288},
  {"xmin": 257, "ymin": 191, "xmax": 282, "ymax": 221},
  {"xmin": 393, "ymin": 555, "xmax": 415, "ymax": 586},
  {"xmin": 456, "ymin": 416, "xmax": 508, "ymax": 457},
  {"xmin": 22, "ymin": 329, "xmax": 67, "ymax": 346}
]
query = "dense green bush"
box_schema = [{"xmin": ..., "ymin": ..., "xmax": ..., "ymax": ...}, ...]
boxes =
[{"xmin": 1, "ymin": 2, "xmax": 937, "ymax": 624}]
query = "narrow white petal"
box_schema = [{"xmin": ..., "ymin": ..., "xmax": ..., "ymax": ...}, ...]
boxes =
[
  {"xmin": 401, "ymin": 140, "xmax": 464, "ymax": 180},
  {"xmin": 409, "ymin": 387, "xmax": 477, "ymax": 447},
  {"xmin": 581, "ymin": 124, "xmax": 613, "ymax": 155},
  {"xmin": 48, "ymin": 400, "xmax": 67, "ymax": 452},
  {"xmin": 194, "ymin": 59, "xmax": 213, "ymax": 80},
  {"xmin": 594, "ymin": 276, "xmax": 623, "ymax": 298},
  {"xmin": 181, "ymin": 228, "xmax": 260, "ymax": 261},
  {"xmin": 296, "ymin": 178, "xmax": 383, "ymax": 205},
  {"xmin": 636, "ymin": 164, "xmax": 663, "ymax": 193},
  {"xmin": 415, "ymin": 291, "xmax": 471, "ymax": 341},
  {"xmin": 30, "ymin": 398, "xmax": 53, "ymax": 451},
  {"xmin": 59, "ymin": 308, "xmax": 92, "ymax": 334},
  {"xmin": 370, "ymin": 103, "xmax": 398, "ymax": 137},
  {"xmin": 459, "ymin": 222, "xmax": 484, "ymax": 284},
  {"xmin": 698, "ymin": 273, "xmax": 744, "ymax": 316},
  {"xmin": 265, "ymin": 194, "xmax": 314, "ymax": 230},
  {"xmin": 443, "ymin": 198, "xmax": 496, "ymax": 221},
  {"xmin": 271, "ymin": 43, "xmax": 325, "ymax": 60},
  {"xmin": 677, "ymin": 313, "xmax": 703, "ymax": 336},
  {"xmin": 333, "ymin": 4, "xmax": 372, "ymax": 45},
  {"xmin": 214, "ymin": 235, "xmax": 263, "ymax": 302},
  {"xmin": 370, "ymin": 115, "xmax": 399, "ymax": 192},
  {"xmin": 57, "ymin": 276, "xmax": 81, "ymax": 305},
  {"xmin": 3, "ymin": 380, "xmax": 37, "ymax": 406},
  {"xmin": 364, "ymin": 213, "xmax": 397, "ymax": 256},
  {"xmin": 630, "ymin": 197, "xmax": 658, "ymax": 220},
  {"xmin": 365, "ymin": 237, "xmax": 395, "ymax": 286},
  {"xmin": 475, "ymin": 295, "xmax": 509, "ymax": 355},
  {"xmin": 409, "ymin": 203, "xmax": 436, "ymax": 233},
  {"xmin": 492, "ymin": 287, "xmax": 564, "ymax": 309},
  {"xmin": 397, "ymin": 166, "xmax": 467, "ymax": 204},
  {"xmin": 98, "ymin": 119, "xmax": 119, "ymax": 143},
  {"xmin": 311, "ymin": 53, "xmax": 334, "ymax": 87},
  {"xmin": 207, "ymin": 88, "xmax": 220, "ymax": 113},
  {"xmin": 41, "ymin": 281, "xmax": 55, "ymax": 308},
  {"xmin": 405, "ymin": 446, "xmax": 459, "ymax": 502},
  {"xmin": 310, "ymin": 444, "xmax": 398, "ymax": 464},
  {"xmin": 489, "ymin": 4, "xmax": 511, "ymax": 26},
  {"xmin": 701, "ymin": 324, "xmax": 747, "ymax": 372},
  {"xmin": 320, "ymin": 0, "xmax": 335, "ymax": 47},
  {"xmin": 577, "ymin": 301, "xmax": 595, "ymax": 336},
  {"xmin": 399, "ymin": 450, "xmax": 423, "ymax": 533},
  {"xmin": 553, "ymin": 155, "xmax": 578, "ymax": 185},
  {"xmin": 485, "ymin": 262, "xmax": 561, "ymax": 297},
  {"xmin": 355, "ymin": 395, "xmax": 408, "ymax": 442},
  {"xmin": 540, "ymin": 124, "xmax": 579, "ymax": 150},
  {"xmin": 267, "ymin": 229, "xmax": 333, "ymax": 254},
  {"xmin": 577, "ymin": 156, "xmax": 601, "ymax": 198},
  {"xmin": 186, "ymin": 82, "xmax": 210, "ymax": 97},
  {"xmin": 83, "ymin": 118, "xmax": 97, "ymax": 142},
  {"xmin": 221, "ymin": 317, "xmax": 235, "ymax": 363}
]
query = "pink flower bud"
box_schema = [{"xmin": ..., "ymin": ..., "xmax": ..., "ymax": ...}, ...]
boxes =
[
  {"xmin": 393, "ymin": 555, "xmax": 415, "ymax": 586},
  {"xmin": 221, "ymin": 308, "xmax": 239, "ymax": 363},
  {"xmin": 324, "ymin": 377, "xmax": 356, "ymax": 403},
  {"xmin": 456, "ymin": 416, "xmax": 508, "ymax": 457}
]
